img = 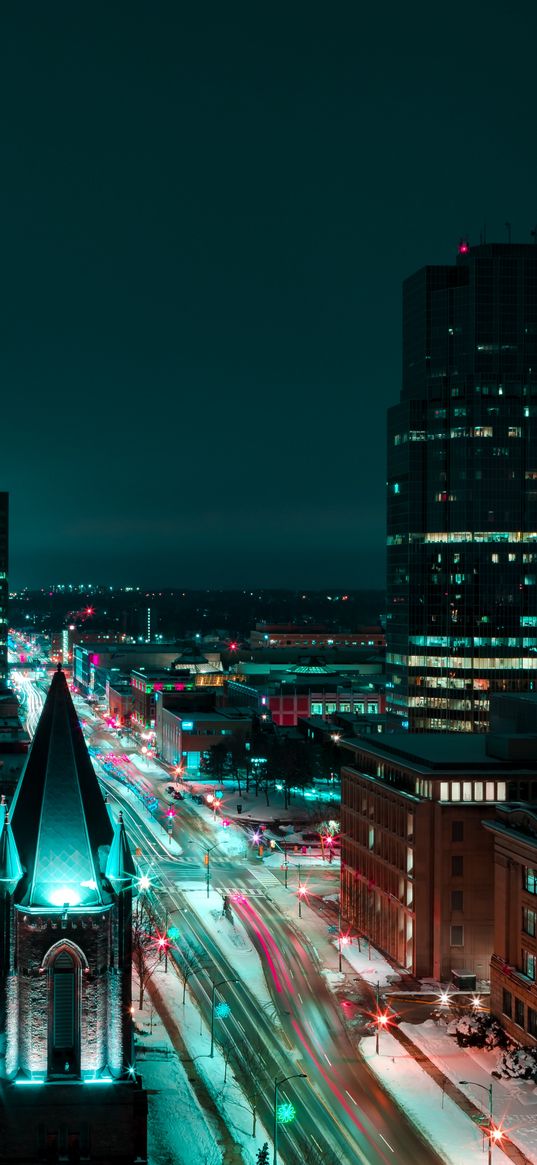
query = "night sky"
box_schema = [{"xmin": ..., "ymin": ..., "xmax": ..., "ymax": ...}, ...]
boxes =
[{"xmin": 3, "ymin": 3, "xmax": 537, "ymax": 589}]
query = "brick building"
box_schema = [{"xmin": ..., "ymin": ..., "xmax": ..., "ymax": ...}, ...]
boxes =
[
  {"xmin": 484, "ymin": 804, "xmax": 537, "ymax": 1046},
  {"xmin": 340, "ymin": 733, "xmax": 536, "ymax": 980},
  {"xmin": 0, "ymin": 667, "xmax": 147, "ymax": 1163}
]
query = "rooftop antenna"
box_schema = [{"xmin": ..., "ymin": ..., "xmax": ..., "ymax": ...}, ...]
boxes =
[{"xmin": 505, "ymin": 221, "xmax": 512, "ymax": 243}]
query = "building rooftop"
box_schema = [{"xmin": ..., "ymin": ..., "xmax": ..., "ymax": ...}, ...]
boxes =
[{"xmin": 342, "ymin": 732, "xmax": 537, "ymax": 773}]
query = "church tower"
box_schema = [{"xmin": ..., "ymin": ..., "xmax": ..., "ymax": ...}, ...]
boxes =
[{"xmin": 0, "ymin": 667, "xmax": 147, "ymax": 1163}]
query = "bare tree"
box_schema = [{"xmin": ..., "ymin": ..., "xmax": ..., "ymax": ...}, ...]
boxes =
[
  {"xmin": 132, "ymin": 903, "xmax": 161, "ymax": 1010},
  {"xmin": 175, "ymin": 941, "xmax": 209, "ymax": 1005},
  {"xmin": 287, "ymin": 1139, "xmax": 339, "ymax": 1165},
  {"xmin": 219, "ymin": 1036, "xmax": 234, "ymax": 1085},
  {"xmin": 235, "ymin": 1040, "xmax": 266, "ymax": 1137}
]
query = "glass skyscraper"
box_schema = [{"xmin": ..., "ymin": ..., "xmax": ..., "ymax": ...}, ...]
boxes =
[
  {"xmin": 387, "ymin": 243, "xmax": 537, "ymax": 731},
  {"xmin": 0, "ymin": 492, "xmax": 7, "ymax": 683}
]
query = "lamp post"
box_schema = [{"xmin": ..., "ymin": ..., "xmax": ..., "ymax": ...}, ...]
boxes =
[
  {"xmin": 297, "ymin": 864, "xmax": 304, "ymax": 918},
  {"xmin": 337, "ymin": 900, "xmax": 349, "ymax": 972},
  {"xmin": 204, "ymin": 842, "xmax": 220, "ymax": 899},
  {"xmin": 210, "ymin": 978, "xmax": 238, "ymax": 1057},
  {"xmin": 459, "ymin": 1080, "xmax": 498, "ymax": 1165},
  {"xmin": 273, "ymin": 1073, "xmax": 307, "ymax": 1165}
]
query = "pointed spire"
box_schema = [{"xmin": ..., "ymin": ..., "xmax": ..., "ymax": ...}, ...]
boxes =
[
  {"xmin": 105, "ymin": 811, "xmax": 136, "ymax": 889},
  {"xmin": 10, "ymin": 668, "xmax": 113, "ymax": 908},
  {"xmin": 0, "ymin": 811, "xmax": 23, "ymax": 894}
]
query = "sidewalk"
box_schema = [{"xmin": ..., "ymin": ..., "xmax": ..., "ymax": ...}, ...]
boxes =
[{"xmin": 393, "ymin": 1018, "xmax": 537, "ymax": 1165}]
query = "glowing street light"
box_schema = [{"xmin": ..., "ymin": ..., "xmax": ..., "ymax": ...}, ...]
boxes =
[
  {"xmin": 375, "ymin": 1010, "xmax": 389, "ymax": 1055},
  {"xmin": 273, "ymin": 1073, "xmax": 307, "ymax": 1165},
  {"xmin": 459, "ymin": 1080, "xmax": 501, "ymax": 1165},
  {"xmin": 210, "ymin": 978, "xmax": 238, "ymax": 1057},
  {"xmin": 204, "ymin": 842, "xmax": 220, "ymax": 899}
]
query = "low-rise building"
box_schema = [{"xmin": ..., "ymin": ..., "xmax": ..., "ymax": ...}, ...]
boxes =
[
  {"xmin": 223, "ymin": 675, "xmax": 386, "ymax": 727},
  {"xmin": 250, "ymin": 624, "xmax": 385, "ymax": 649},
  {"xmin": 156, "ymin": 705, "xmax": 251, "ymax": 770}
]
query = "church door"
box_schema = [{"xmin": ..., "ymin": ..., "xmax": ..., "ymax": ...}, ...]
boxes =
[{"xmin": 49, "ymin": 949, "xmax": 79, "ymax": 1077}]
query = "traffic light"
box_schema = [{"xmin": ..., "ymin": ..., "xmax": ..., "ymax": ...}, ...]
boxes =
[
  {"xmin": 204, "ymin": 853, "xmax": 209, "ymax": 866},
  {"xmin": 258, "ymin": 844, "xmax": 264, "ymax": 857}
]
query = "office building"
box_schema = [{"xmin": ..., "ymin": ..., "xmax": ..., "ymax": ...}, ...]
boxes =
[
  {"xmin": 387, "ymin": 243, "xmax": 537, "ymax": 731},
  {"xmin": 0, "ymin": 492, "xmax": 8, "ymax": 683}
]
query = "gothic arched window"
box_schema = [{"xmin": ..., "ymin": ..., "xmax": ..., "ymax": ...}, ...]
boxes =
[{"xmin": 48, "ymin": 947, "xmax": 80, "ymax": 1078}]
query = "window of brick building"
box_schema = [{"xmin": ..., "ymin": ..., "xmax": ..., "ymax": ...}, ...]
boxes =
[
  {"xmin": 515, "ymin": 998, "xmax": 525, "ymax": 1027},
  {"xmin": 523, "ymin": 949, "xmax": 536, "ymax": 980},
  {"xmin": 523, "ymin": 907, "xmax": 537, "ymax": 937},
  {"xmin": 451, "ymin": 856, "xmax": 464, "ymax": 876},
  {"xmin": 451, "ymin": 890, "xmax": 464, "ymax": 911},
  {"xmin": 452, "ymin": 821, "xmax": 464, "ymax": 842},
  {"xmin": 502, "ymin": 990, "xmax": 512, "ymax": 1018},
  {"xmin": 529, "ymin": 1008, "xmax": 537, "ymax": 1038},
  {"xmin": 450, "ymin": 925, "xmax": 464, "ymax": 947},
  {"xmin": 524, "ymin": 868, "xmax": 537, "ymax": 894}
]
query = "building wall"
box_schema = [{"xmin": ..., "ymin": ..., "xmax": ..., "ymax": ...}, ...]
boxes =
[
  {"xmin": 487, "ymin": 814, "xmax": 537, "ymax": 1046},
  {"xmin": 341, "ymin": 762, "xmax": 495, "ymax": 978},
  {"xmin": 269, "ymin": 690, "xmax": 385, "ymax": 727}
]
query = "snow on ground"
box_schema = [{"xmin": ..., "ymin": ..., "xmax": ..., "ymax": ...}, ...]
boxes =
[
  {"xmin": 182, "ymin": 777, "xmax": 339, "ymax": 826},
  {"xmin": 102, "ymin": 774, "xmax": 183, "ymax": 856},
  {"xmin": 362, "ymin": 1031, "xmax": 511, "ymax": 1165},
  {"xmin": 401, "ymin": 1017, "xmax": 537, "ymax": 1164},
  {"xmin": 330, "ymin": 937, "xmax": 401, "ymax": 989},
  {"xmin": 130, "ymin": 753, "xmax": 167, "ymax": 778},
  {"xmin": 134, "ymin": 983, "xmax": 223, "ymax": 1165},
  {"xmin": 183, "ymin": 889, "xmax": 278, "ymax": 1020},
  {"xmin": 262, "ymin": 850, "xmax": 340, "ymax": 870},
  {"xmin": 148, "ymin": 962, "xmax": 274, "ymax": 1164}
]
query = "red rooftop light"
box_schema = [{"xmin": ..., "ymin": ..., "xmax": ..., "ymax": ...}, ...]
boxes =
[{"xmin": 458, "ymin": 239, "xmax": 469, "ymax": 254}]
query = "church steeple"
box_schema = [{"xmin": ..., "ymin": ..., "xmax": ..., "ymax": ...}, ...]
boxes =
[
  {"xmin": 0, "ymin": 811, "xmax": 23, "ymax": 895},
  {"xmin": 0, "ymin": 667, "xmax": 147, "ymax": 1162},
  {"xmin": 10, "ymin": 666, "xmax": 113, "ymax": 909},
  {"xmin": 105, "ymin": 811, "xmax": 136, "ymax": 888}
]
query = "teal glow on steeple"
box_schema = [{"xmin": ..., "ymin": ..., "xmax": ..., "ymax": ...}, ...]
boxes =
[
  {"xmin": 0, "ymin": 811, "xmax": 23, "ymax": 894},
  {"xmin": 105, "ymin": 812, "xmax": 136, "ymax": 889},
  {"xmin": 10, "ymin": 667, "xmax": 113, "ymax": 909}
]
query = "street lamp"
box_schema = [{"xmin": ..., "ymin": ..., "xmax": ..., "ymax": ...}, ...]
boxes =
[
  {"xmin": 297, "ymin": 864, "xmax": 307, "ymax": 918},
  {"xmin": 273, "ymin": 1073, "xmax": 307, "ymax": 1165},
  {"xmin": 204, "ymin": 842, "xmax": 220, "ymax": 899},
  {"xmin": 337, "ymin": 900, "xmax": 350, "ymax": 972},
  {"xmin": 210, "ymin": 978, "xmax": 238, "ymax": 1057},
  {"xmin": 459, "ymin": 1080, "xmax": 501, "ymax": 1165}
]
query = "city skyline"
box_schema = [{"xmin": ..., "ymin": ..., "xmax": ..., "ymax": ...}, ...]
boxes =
[{"xmin": 3, "ymin": 5, "xmax": 537, "ymax": 587}]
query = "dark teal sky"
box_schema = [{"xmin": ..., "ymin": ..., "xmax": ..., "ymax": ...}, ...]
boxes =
[{"xmin": 3, "ymin": 2, "xmax": 537, "ymax": 588}]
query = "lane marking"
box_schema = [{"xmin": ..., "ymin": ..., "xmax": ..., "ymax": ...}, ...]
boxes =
[{"xmin": 379, "ymin": 1134, "xmax": 394, "ymax": 1153}]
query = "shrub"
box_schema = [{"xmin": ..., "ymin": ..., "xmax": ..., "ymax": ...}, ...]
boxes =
[
  {"xmin": 447, "ymin": 1013, "xmax": 508, "ymax": 1050},
  {"xmin": 496, "ymin": 1046, "xmax": 537, "ymax": 1081}
]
